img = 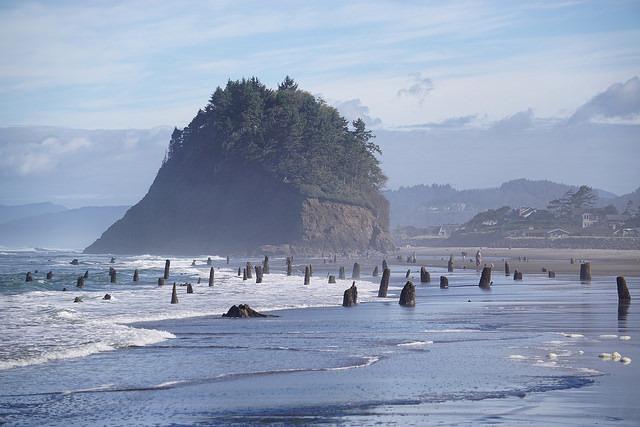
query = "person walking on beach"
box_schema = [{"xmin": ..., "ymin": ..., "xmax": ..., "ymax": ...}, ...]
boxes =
[{"xmin": 475, "ymin": 249, "xmax": 482, "ymax": 272}]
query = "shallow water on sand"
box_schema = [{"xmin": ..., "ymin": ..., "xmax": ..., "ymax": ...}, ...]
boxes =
[{"xmin": 0, "ymin": 251, "xmax": 639, "ymax": 425}]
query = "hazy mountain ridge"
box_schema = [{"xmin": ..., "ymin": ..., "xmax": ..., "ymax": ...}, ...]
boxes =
[{"xmin": 0, "ymin": 202, "xmax": 68, "ymax": 224}]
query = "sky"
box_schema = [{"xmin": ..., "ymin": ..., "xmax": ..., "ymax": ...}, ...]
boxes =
[{"xmin": 0, "ymin": 0, "xmax": 639, "ymax": 205}]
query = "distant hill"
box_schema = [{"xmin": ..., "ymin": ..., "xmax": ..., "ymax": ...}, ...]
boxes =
[
  {"xmin": 0, "ymin": 202, "xmax": 67, "ymax": 224},
  {"xmin": 0, "ymin": 206, "xmax": 128, "ymax": 250},
  {"xmin": 385, "ymin": 178, "xmax": 620, "ymax": 228}
]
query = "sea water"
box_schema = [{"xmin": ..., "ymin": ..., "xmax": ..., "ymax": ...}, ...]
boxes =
[{"xmin": 0, "ymin": 250, "xmax": 638, "ymax": 425}]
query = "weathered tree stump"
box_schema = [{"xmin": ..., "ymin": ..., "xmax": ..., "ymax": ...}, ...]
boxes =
[
  {"xmin": 226, "ymin": 256, "xmax": 230, "ymax": 265},
  {"xmin": 580, "ymin": 262, "xmax": 591, "ymax": 281},
  {"xmin": 339, "ymin": 266, "xmax": 345, "ymax": 280},
  {"xmin": 70, "ymin": 259, "xmax": 79, "ymax": 265},
  {"xmin": 164, "ymin": 259, "xmax": 170, "ymax": 280},
  {"xmin": 243, "ymin": 268, "xmax": 247, "ymax": 281},
  {"xmin": 110, "ymin": 257, "xmax": 116, "ymax": 264},
  {"xmin": 504, "ymin": 262, "xmax": 510, "ymax": 276},
  {"xmin": 378, "ymin": 268, "xmax": 390, "ymax": 297},
  {"xmin": 372, "ymin": 266, "xmax": 379, "ymax": 277},
  {"xmin": 197, "ymin": 277, "xmax": 201, "ymax": 284},
  {"xmin": 382, "ymin": 259, "xmax": 388, "ymax": 271},
  {"xmin": 263, "ymin": 256, "xmax": 269, "ymax": 274},
  {"xmin": 186, "ymin": 283, "xmax": 194, "ymax": 294},
  {"xmin": 207, "ymin": 257, "xmax": 212, "ymax": 266},
  {"xmin": 103, "ymin": 293, "xmax": 111, "ymax": 300},
  {"xmin": 548, "ymin": 271, "xmax": 555, "ymax": 278},
  {"xmin": 513, "ymin": 270, "xmax": 523, "ymax": 280},
  {"xmin": 158, "ymin": 278, "xmax": 165, "ymax": 286},
  {"xmin": 405, "ymin": 269, "xmax": 411, "ymax": 278},
  {"xmin": 420, "ymin": 266, "xmax": 431, "ymax": 283},
  {"xmin": 73, "ymin": 296, "xmax": 83, "ymax": 303},
  {"xmin": 440, "ymin": 276, "xmax": 449, "ymax": 288},
  {"xmin": 448, "ymin": 255, "xmax": 454, "ymax": 272},
  {"xmin": 170, "ymin": 283, "xmax": 179, "ymax": 304},
  {"xmin": 25, "ymin": 272, "xmax": 33, "ymax": 282},
  {"xmin": 304, "ymin": 265, "xmax": 310, "ymax": 285},
  {"xmin": 191, "ymin": 259, "xmax": 196, "ymax": 266},
  {"xmin": 617, "ymin": 276, "xmax": 631, "ymax": 302},
  {"xmin": 478, "ymin": 266, "xmax": 491, "ymax": 289},
  {"xmin": 76, "ymin": 276, "xmax": 84, "ymax": 288},
  {"xmin": 570, "ymin": 258, "xmax": 575, "ymax": 264},
  {"xmin": 237, "ymin": 267, "xmax": 241, "ymax": 277},
  {"xmin": 286, "ymin": 257, "xmax": 292, "ymax": 276},
  {"xmin": 328, "ymin": 275, "xmax": 336, "ymax": 284},
  {"xmin": 255, "ymin": 266, "xmax": 263, "ymax": 283},
  {"xmin": 309, "ymin": 265, "xmax": 313, "ymax": 277},
  {"xmin": 133, "ymin": 269, "xmax": 139, "ymax": 282},
  {"xmin": 83, "ymin": 270, "xmax": 89, "ymax": 279},
  {"xmin": 46, "ymin": 271, "xmax": 53, "ymax": 280},
  {"xmin": 209, "ymin": 267, "xmax": 214, "ymax": 287},
  {"xmin": 343, "ymin": 282, "xmax": 358, "ymax": 307},
  {"xmin": 110, "ymin": 269, "xmax": 116, "ymax": 283},
  {"xmin": 246, "ymin": 262, "xmax": 253, "ymax": 279},
  {"xmin": 222, "ymin": 304, "xmax": 268, "ymax": 318},
  {"xmin": 352, "ymin": 263, "xmax": 360, "ymax": 280},
  {"xmin": 399, "ymin": 281, "xmax": 416, "ymax": 307}
]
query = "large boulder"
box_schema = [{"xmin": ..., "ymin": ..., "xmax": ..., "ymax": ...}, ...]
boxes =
[{"xmin": 222, "ymin": 304, "xmax": 269, "ymax": 318}]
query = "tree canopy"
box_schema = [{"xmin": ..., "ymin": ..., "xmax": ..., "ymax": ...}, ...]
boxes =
[{"xmin": 165, "ymin": 77, "xmax": 386, "ymax": 208}]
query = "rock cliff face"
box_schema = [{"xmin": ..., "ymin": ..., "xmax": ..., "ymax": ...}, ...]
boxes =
[{"xmin": 85, "ymin": 78, "xmax": 393, "ymax": 255}]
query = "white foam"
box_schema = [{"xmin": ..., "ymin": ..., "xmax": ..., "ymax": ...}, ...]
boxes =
[
  {"xmin": 621, "ymin": 357, "xmax": 632, "ymax": 365},
  {"xmin": 397, "ymin": 341, "xmax": 433, "ymax": 347},
  {"xmin": 599, "ymin": 334, "xmax": 618, "ymax": 339},
  {"xmin": 619, "ymin": 335, "xmax": 631, "ymax": 341},
  {"xmin": 560, "ymin": 333, "xmax": 584, "ymax": 338},
  {"xmin": 509, "ymin": 354, "xmax": 527, "ymax": 360}
]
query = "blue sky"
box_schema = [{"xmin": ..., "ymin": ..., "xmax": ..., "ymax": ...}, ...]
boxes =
[{"xmin": 0, "ymin": 0, "xmax": 639, "ymax": 129}]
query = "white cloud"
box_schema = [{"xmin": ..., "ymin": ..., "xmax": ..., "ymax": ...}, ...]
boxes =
[
  {"xmin": 569, "ymin": 76, "xmax": 640, "ymax": 124},
  {"xmin": 397, "ymin": 73, "xmax": 434, "ymax": 104}
]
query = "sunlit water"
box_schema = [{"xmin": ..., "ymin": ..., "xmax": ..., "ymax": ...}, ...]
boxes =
[{"xmin": 0, "ymin": 250, "xmax": 638, "ymax": 425}]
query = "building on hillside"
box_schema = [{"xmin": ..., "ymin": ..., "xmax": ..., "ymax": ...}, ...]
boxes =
[
  {"xmin": 582, "ymin": 212, "xmax": 598, "ymax": 228},
  {"xmin": 613, "ymin": 228, "xmax": 640, "ymax": 237},
  {"xmin": 517, "ymin": 207, "xmax": 537, "ymax": 218},
  {"xmin": 605, "ymin": 214, "xmax": 629, "ymax": 231}
]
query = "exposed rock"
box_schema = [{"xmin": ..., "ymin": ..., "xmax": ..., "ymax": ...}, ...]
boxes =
[
  {"xmin": 479, "ymin": 266, "xmax": 491, "ymax": 289},
  {"xmin": 378, "ymin": 268, "xmax": 390, "ymax": 297},
  {"xmin": 342, "ymin": 282, "xmax": 358, "ymax": 307},
  {"xmin": 617, "ymin": 276, "xmax": 631, "ymax": 302},
  {"xmin": 420, "ymin": 266, "xmax": 431, "ymax": 283},
  {"xmin": 73, "ymin": 296, "xmax": 83, "ymax": 303},
  {"xmin": 70, "ymin": 259, "xmax": 79, "ymax": 265},
  {"xmin": 580, "ymin": 262, "xmax": 592, "ymax": 281},
  {"xmin": 399, "ymin": 281, "xmax": 416, "ymax": 307},
  {"xmin": 25, "ymin": 272, "xmax": 33, "ymax": 282},
  {"xmin": 352, "ymin": 262, "xmax": 360, "ymax": 279},
  {"xmin": 328, "ymin": 275, "xmax": 336, "ymax": 284},
  {"xmin": 209, "ymin": 267, "xmax": 214, "ymax": 287},
  {"xmin": 103, "ymin": 293, "xmax": 112, "ymax": 300},
  {"xmin": 440, "ymin": 276, "xmax": 449, "ymax": 288},
  {"xmin": 186, "ymin": 283, "xmax": 194, "ymax": 293},
  {"xmin": 222, "ymin": 304, "xmax": 269, "ymax": 318},
  {"xmin": 170, "ymin": 283, "xmax": 179, "ymax": 304}
]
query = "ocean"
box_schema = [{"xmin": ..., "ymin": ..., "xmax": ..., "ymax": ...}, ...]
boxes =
[{"xmin": 0, "ymin": 250, "xmax": 638, "ymax": 425}]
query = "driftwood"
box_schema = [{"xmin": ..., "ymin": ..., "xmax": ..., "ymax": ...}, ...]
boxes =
[
  {"xmin": 378, "ymin": 268, "xmax": 390, "ymax": 297},
  {"xmin": 399, "ymin": 281, "xmax": 416, "ymax": 307}
]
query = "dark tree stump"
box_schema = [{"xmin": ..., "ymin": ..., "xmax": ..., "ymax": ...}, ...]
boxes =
[
  {"xmin": 328, "ymin": 275, "xmax": 336, "ymax": 284},
  {"xmin": 263, "ymin": 256, "xmax": 269, "ymax": 274},
  {"xmin": 158, "ymin": 278, "xmax": 165, "ymax": 286},
  {"xmin": 226, "ymin": 256, "xmax": 230, "ymax": 265},
  {"xmin": 76, "ymin": 276, "xmax": 84, "ymax": 288},
  {"xmin": 110, "ymin": 257, "xmax": 116, "ymax": 264},
  {"xmin": 343, "ymin": 282, "xmax": 358, "ymax": 307},
  {"xmin": 70, "ymin": 259, "xmax": 79, "ymax": 265},
  {"xmin": 103, "ymin": 293, "xmax": 111, "ymax": 300},
  {"xmin": 339, "ymin": 266, "xmax": 345, "ymax": 280},
  {"xmin": 352, "ymin": 263, "xmax": 360, "ymax": 280},
  {"xmin": 237, "ymin": 267, "xmax": 241, "ymax": 277},
  {"xmin": 378, "ymin": 268, "xmax": 390, "ymax": 297},
  {"xmin": 133, "ymin": 269, "xmax": 139, "ymax": 282},
  {"xmin": 617, "ymin": 276, "xmax": 631, "ymax": 302},
  {"xmin": 246, "ymin": 262, "xmax": 253, "ymax": 279},
  {"xmin": 25, "ymin": 272, "xmax": 33, "ymax": 282},
  {"xmin": 399, "ymin": 281, "xmax": 416, "ymax": 307},
  {"xmin": 243, "ymin": 268, "xmax": 247, "ymax": 281},
  {"xmin": 222, "ymin": 304, "xmax": 268, "ymax": 318},
  {"xmin": 479, "ymin": 266, "xmax": 491, "ymax": 289},
  {"xmin": 186, "ymin": 283, "xmax": 194, "ymax": 294},
  {"xmin": 309, "ymin": 265, "xmax": 313, "ymax": 277},
  {"xmin": 580, "ymin": 263, "xmax": 591, "ymax": 281},
  {"xmin": 448, "ymin": 255, "xmax": 454, "ymax": 273},
  {"xmin": 164, "ymin": 259, "xmax": 170, "ymax": 280},
  {"xmin": 420, "ymin": 266, "xmax": 431, "ymax": 283},
  {"xmin": 73, "ymin": 297, "xmax": 83, "ymax": 303},
  {"xmin": 46, "ymin": 271, "xmax": 53, "ymax": 280},
  {"xmin": 170, "ymin": 283, "xmax": 179, "ymax": 304},
  {"xmin": 255, "ymin": 266, "xmax": 263, "ymax": 283},
  {"xmin": 504, "ymin": 262, "xmax": 510, "ymax": 276},
  {"xmin": 405, "ymin": 269, "xmax": 411, "ymax": 279},
  {"xmin": 110, "ymin": 269, "xmax": 116, "ymax": 283},
  {"xmin": 207, "ymin": 257, "xmax": 212, "ymax": 266},
  {"xmin": 83, "ymin": 270, "xmax": 89, "ymax": 279},
  {"xmin": 548, "ymin": 271, "xmax": 555, "ymax": 278},
  {"xmin": 440, "ymin": 276, "xmax": 449, "ymax": 288},
  {"xmin": 372, "ymin": 266, "xmax": 379, "ymax": 277},
  {"xmin": 209, "ymin": 267, "xmax": 214, "ymax": 287},
  {"xmin": 304, "ymin": 265, "xmax": 310, "ymax": 285},
  {"xmin": 286, "ymin": 257, "xmax": 292, "ymax": 276},
  {"xmin": 513, "ymin": 270, "xmax": 523, "ymax": 280},
  {"xmin": 382, "ymin": 259, "xmax": 388, "ymax": 271}
]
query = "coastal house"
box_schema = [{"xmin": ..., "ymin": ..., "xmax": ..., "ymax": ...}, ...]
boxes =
[
  {"xmin": 517, "ymin": 207, "xmax": 537, "ymax": 218},
  {"xmin": 605, "ymin": 214, "xmax": 629, "ymax": 231},
  {"xmin": 582, "ymin": 212, "xmax": 598, "ymax": 228},
  {"xmin": 613, "ymin": 228, "xmax": 640, "ymax": 237},
  {"xmin": 546, "ymin": 228, "xmax": 570, "ymax": 239}
]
